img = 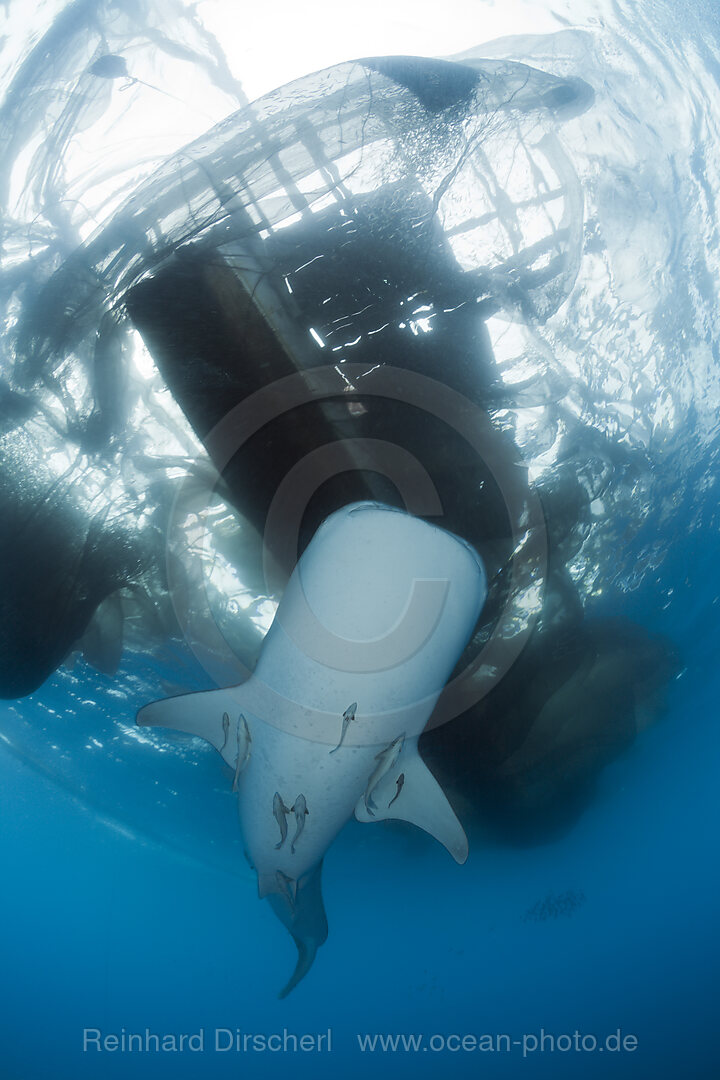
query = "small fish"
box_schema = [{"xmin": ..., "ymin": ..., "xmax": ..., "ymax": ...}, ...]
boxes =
[
  {"xmin": 88, "ymin": 54, "xmax": 194, "ymax": 109},
  {"xmin": 364, "ymin": 733, "xmax": 405, "ymax": 816},
  {"xmin": 290, "ymin": 794, "xmax": 309, "ymax": 855},
  {"xmin": 232, "ymin": 714, "xmax": 251, "ymax": 792},
  {"xmin": 221, "ymin": 712, "xmax": 230, "ymax": 752},
  {"xmin": 275, "ymin": 870, "xmax": 297, "ymax": 908},
  {"xmin": 89, "ymin": 54, "xmax": 130, "ymax": 80},
  {"xmin": 273, "ymin": 792, "xmax": 291, "ymax": 849},
  {"xmin": 329, "ymin": 701, "xmax": 357, "ymax": 754},
  {"xmin": 388, "ymin": 773, "xmax": 405, "ymax": 808}
]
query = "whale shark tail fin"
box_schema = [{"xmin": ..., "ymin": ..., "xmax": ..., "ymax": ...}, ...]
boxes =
[
  {"xmin": 265, "ymin": 861, "xmax": 329, "ymax": 999},
  {"xmin": 354, "ymin": 739, "xmax": 469, "ymax": 864},
  {"xmin": 137, "ymin": 688, "xmax": 235, "ymax": 749},
  {"xmin": 278, "ymin": 937, "xmax": 319, "ymax": 1000}
]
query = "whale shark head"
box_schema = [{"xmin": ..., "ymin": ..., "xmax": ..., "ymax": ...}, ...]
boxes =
[{"xmin": 138, "ymin": 501, "xmax": 487, "ymax": 994}]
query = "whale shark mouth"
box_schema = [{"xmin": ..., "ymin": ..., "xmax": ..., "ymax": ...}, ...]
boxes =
[{"xmin": 0, "ymin": 2, "xmax": 708, "ymax": 992}]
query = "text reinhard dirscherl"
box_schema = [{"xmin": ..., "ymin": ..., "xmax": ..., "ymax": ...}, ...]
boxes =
[
  {"xmin": 82, "ymin": 1029, "xmax": 332, "ymax": 1054},
  {"xmin": 82, "ymin": 1028, "xmax": 639, "ymax": 1057}
]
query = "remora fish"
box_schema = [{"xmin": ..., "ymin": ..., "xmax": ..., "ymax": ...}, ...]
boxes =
[
  {"xmin": 273, "ymin": 792, "xmax": 291, "ymax": 849},
  {"xmin": 232, "ymin": 714, "xmax": 251, "ymax": 792},
  {"xmin": 137, "ymin": 502, "xmax": 487, "ymax": 996},
  {"xmin": 329, "ymin": 702, "xmax": 357, "ymax": 754},
  {"xmin": 290, "ymin": 795, "xmax": 309, "ymax": 855},
  {"xmin": 364, "ymin": 734, "xmax": 405, "ymax": 816},
  {"xmin": 221, "ymin": 711, "xmax": 230, "ymax": 751},
  {"xmin": 388, "ymin": 772, "xmax": 405, "ymax": 808}
]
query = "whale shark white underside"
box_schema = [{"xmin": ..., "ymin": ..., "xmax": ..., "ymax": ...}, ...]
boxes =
[{"xmin": 137, "ymin": 501, "xmax": 487, "ymax": 996}]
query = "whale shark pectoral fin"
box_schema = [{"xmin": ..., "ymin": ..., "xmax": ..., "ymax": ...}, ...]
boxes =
[
  {"xmin": 136, "ymin": 688, "xmax": 240, "ymax": 762},
  {"xmin": 354, "ymin": 741, "xmax": 468, "ymax": 864}
]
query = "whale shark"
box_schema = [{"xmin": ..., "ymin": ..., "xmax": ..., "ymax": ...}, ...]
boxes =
[{"xmin": 137, "ymin": 501, "xmax": 487, "ymax": 995}]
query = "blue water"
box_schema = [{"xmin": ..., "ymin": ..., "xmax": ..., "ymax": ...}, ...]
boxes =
[{"xmin": 1, "ymin": 594, "xmax": 717, "ymax": 1079}]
